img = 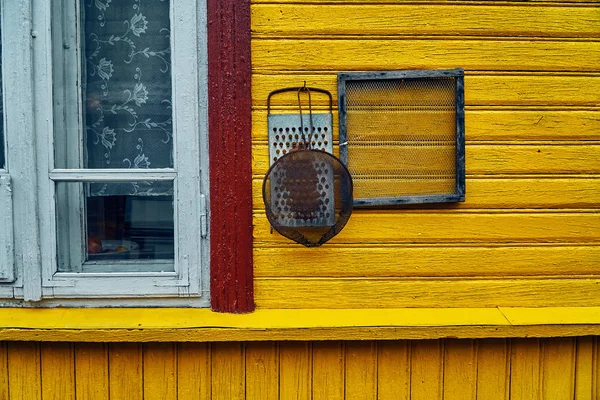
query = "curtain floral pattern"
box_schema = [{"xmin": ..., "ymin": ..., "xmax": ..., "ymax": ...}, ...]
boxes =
[{"xmin": 84, "ymin": 0, "xmax": 172, "ymax": 196}]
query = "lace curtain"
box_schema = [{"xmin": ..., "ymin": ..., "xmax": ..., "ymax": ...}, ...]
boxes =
[{"xmin": 84, "ymin": 0, "xmax": 173, "ymax": 196}]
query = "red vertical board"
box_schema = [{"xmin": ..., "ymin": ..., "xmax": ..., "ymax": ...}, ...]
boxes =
[{"xmin": 207, "ymin": 0, "xmax": 254, "ymax": 313}]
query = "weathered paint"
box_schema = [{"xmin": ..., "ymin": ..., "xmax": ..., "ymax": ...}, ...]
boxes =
[
  {"xmin": 1, "ymin": 339, "xmax": 599, "ymax": 399},
  {"xmin": 250, "ymin": 0, "xmax": 600, "ymax": 311},
  {"xmin": 208, "ymin": 0, "xmax": 255, "ymax": 313}
]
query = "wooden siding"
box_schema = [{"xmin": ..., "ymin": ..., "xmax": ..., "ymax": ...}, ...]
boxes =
[
  {"xmin": 250, "ymin": 0, "xmax": 600, "ymax": 309},
  {"xmin": 1, "ymin": 338, "xmax": 599, "ymax": 399}
]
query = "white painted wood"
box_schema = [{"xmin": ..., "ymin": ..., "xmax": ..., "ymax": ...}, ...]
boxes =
[
  {"xmin": 0, "ymin": 0, "xmax": 210, "ymax": 306},
  {"xmin": 1, "ymin": 0, "xmax": 41, "ymax": 300},
  {"xmin": 196, "ymin": 0, "xmax": 210, "ymax": 299},
  {"xmin": 49, "ymin": 169, "xmax": 177, "ymax": 181},
  {"xmin": 52, "ymin": 0, "xmax": 86, "ymax": 273},
  {"xmin": 0, "ymin": 175, "xmax": 14, "ymax": 282},
  {"xmin": 29, "ymin": 0, "xmax": 209, "ymax": 303}
]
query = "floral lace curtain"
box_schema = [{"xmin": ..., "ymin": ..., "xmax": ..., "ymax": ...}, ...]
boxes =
[{"xmin": 84, "ymin": 0, "xmax": 173, "ymax": 196}]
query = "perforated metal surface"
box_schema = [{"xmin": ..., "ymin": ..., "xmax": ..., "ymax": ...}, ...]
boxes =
[
  {"xmin": 339, "ymin": 70, "xmax": 465, "ymax": 206},
  {"xmin": 268, "ymin": 114, "xmax": 333, "ymax": 165},
  {"xmin": 263, "ymin": 150, "xmax": 353, "ymax": 247}
]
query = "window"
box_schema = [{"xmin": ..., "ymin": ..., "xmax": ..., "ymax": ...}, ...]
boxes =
[{"xmin": 0, "ymin": 0, "xmax": 210, "ymax": 306}]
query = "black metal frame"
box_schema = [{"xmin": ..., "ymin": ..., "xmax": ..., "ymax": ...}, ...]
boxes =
[{"xmin": 338, "ymin": 69, "xmax": 466, "ymax": 207}]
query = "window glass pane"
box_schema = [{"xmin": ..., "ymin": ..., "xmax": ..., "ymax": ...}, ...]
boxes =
[
  {"xmin": 0, "ymin": 16, "xmax": 5, "ymax": 170},
  {"xmin": 83, "ymin": 0, "xmax": 173, "ymax": 173},
  {"xmin": 56, "ymin": 181, "xmax": 175, "ymax": 273}
]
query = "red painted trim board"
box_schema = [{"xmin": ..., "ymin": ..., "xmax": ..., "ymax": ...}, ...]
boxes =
[{"xmin": 207, "ymin": 0, "xmax": 254, "ymax": 313}]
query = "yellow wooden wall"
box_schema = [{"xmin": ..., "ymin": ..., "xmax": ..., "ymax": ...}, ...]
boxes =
[
  {"xmin": 1, "ymin": 338, "xmax": 598, "ymax": 399},
  {"xmin": 250, "ymin": 0, "xmax": 600, "ymax": 308}
]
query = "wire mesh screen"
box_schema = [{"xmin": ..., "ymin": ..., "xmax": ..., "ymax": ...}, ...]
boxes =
[{"xmin": 339, "ymin": 70, "xmax": 465, "ymax": 206}]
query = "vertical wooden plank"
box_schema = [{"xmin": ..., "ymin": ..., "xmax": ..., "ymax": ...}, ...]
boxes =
[
  {"xmin": 377, "ymin": 341, "xmax": 410, "ymax": 400},
  {"xmin": 40, "ymin": 342, "xmax": 74, "ymax": 400},
  {"xmin": 443, "ymin": 339, "xmax": 477, "ymax": 400},
  {"xmin": 574, "ymin": 337, "xmax": 594, "ymax": 400},
  {"xmin": 245, "ymin": 342, "xmax": 278, "ymax": 400},
  {"xmin": 143, "ymin": 343, "xmax": 176, "ymax": 400},
  {"xmin": 7, "ymin": 342, "xmax": 41, "ymax": 400},
  {"xmin": 411, "ymin": 340, "xmax": 443, "ymax": 400},
  {"xmin": 212, "ymin": 342, "xmax": 245, "ymax": 400},
  {"xmin": 595, "ymin": 338, "xmax": 600, "ymax": 400},
  {"xmin": 476, "ymin": 339, "xmax": 510, "ymax": 400},
  {"xmin": 345, "ymin": 341, "xmax": 377, "ymax": 400},
  {"xmin": 510, "ymin": 338, "xmax": 542, "ymax": 400},
  {"xmin": 279, "ymin": 342, "xmax": 311, "ymax": 400},
  {"xmin": 541, "ymin": 338, "xmax": 576, "ymax": 400},
  {"xmin": 313, "ymin": 341, "xmax": 344, "ymax": 400},
  {"xmin": 74, "ymin": 343, "xmax": 109, "ymax": 400},
  {"xmin": 207, "ymin": 0, "xmax": 254, "ymax": 314},
  {"xmin": 0, "ymin": 343, "xmax": 8, "ymax": 400},
  {"xmin": 177, "ymin": 343, "xmax": 210, "ymax": 400},
  {"xmin": 108, "ymin": 343, "xmax": 143, "ymax": 400}
]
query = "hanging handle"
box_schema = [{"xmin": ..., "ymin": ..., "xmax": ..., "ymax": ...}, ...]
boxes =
[{"xmin": 267, "ymin": 85, "xmax": 333, "ymax": 115}]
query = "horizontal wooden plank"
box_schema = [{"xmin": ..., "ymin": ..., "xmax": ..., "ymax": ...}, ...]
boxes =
[
  {"xmin": 254, "ymin": 178, "xmax": 600, "ymax": 209},
  {"xmin": 253, "ymin": 110, "xmax": 600, "ymax": 141},
  {"xmin": 254, "ymin": 0, "xmax": 600, "ymax": 4},
  {"xmin": 254, "ymin": 278, "xmax": 600, "ymax": 308},
  {"xmin": 254, "ymin": 246, "xmax": 600, "ymax": 277},
  {"xmin": 252, "ymin": 144, "xmax": 600, "ymax": 175},
  {"xmin": 252, "ymin": 4, "xmax": 600, "ymax": 38},
  {"xmin": 3, "ymin": 325, "xmax": 600, "ymax": 341},
  {"xmin": 253, "ymin": 74, "xmax": 600, "ymax": 107},
  {"xmin": 253, "ymin": 212, "xmax": 600, "ymax": 244},
  {"xmin": 252, "ymin": 40, "xmax": 600, "ymax": 72}
]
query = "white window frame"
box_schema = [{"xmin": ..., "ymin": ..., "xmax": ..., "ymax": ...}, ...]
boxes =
[{"xmin": 0, "ymin": 0, "xmax": 210, "ymax": 306}]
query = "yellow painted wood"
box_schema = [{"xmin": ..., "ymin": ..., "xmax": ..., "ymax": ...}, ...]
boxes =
[
  {"xmin": 510, "ymin": 339, "xmax": 542, "ymax": 400},
  {"xmin": 7, "ymin": 343, "xmax": 41, "ymax": 400},
  {"xmin": 143, "ymin": 343, "xmax": 176, "ymax": 400},
  {"xmin": 345, "ymin": 341, "xmax": 377, "ymax": 400},
  {"xmin": 254, "ymin": 0, "xmax": 600, "ymax": 6},
  {"xmin": 253, "ymin": 109, "xmax": 600, "ymax": 141},
  {"xmin": 595, "ymin": 338, "xmax": 600, "ymax": 400},
  {"xmin": 540, "ymin": 338, "xmax": 576, "ymax": 399},
  {"xmin": 0, "ymin": 343, "xmax": 8, "ymax": 400},
  {"xmin": 443, "ymin": 339, "xmax": 478, "ymax": 400},
  {"xmin": 74, "ymin": 343, "xmax": 109, "ymax": 400},
  {"xmin": 40, "ymin": 343, "xmax": 75, "ymax": 400},
  {"xmin": 255, "ymin": 278, "xmax": 600, "ymax": 308},
  {"xmin": 211, "ymin": 343, "xmax": 245, "ymax": 400},
  {"xmin": 176, "ymin": 343, "xmax": 210, "ymax": 400},
  {"xmin": 108, "ymin": 344, "xmax": 143, "ymax": 400},
  {"xmin": 377, "ymin": 341, "xmax": 410, "ymax": 400},
  {"xmin": 476, "ymin": 339, "xmax": 510, "ymax": 400},
  {"xmin": 252, "ymin": 40, "xmax": 600, "ymax": 72},
  {"xmin": 255, "ymin": 246, "xmax": 600, "ymax": 278},
  {"xmin": 312, "ymin": 341, "xmax": 344, "ymax": 400},
  {"xmin": 245, "ymin": 342, "xmax": 278, "ymax": 400},
  {"xmin": 253, "ymin": 144, "xmax": 600, "ymax": 175},
  {"xmin": 253, "ymin": 74, "xmax": 600, "ymax": 108},
  {"xmin": 410, "ymin": 340, "xmax": 443, "ymax": 400},
  {"xmin": 252, "ymin": 4, "xmax": 600, "ymax": 38},
  {"xmin": 279, "ymin": 342, "xmax": 311, "ymax": 400},
  {"xmin": 254, "ymin": 178, "xmax": 600, "ymax": 210},
  {"xmin": 254, "ymin": 212, "xmax": 600, "ymax": 245},
  {"xmin": 3, "ymin": 338, "xmax": 600, "ymax": 399},
  {"xmin": 575, "ymin": 337, "xmax": 595, "ymax": 400}
]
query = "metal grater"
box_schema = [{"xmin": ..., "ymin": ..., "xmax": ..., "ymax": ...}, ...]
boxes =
[{"xmin": 267, "ymin": 87, "xmax": 335, "ymax": 227}]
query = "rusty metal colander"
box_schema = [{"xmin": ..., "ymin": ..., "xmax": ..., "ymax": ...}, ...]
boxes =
[{"xmin": 263, "ymin": 87, "xmax": 353, "ymax": 247}]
